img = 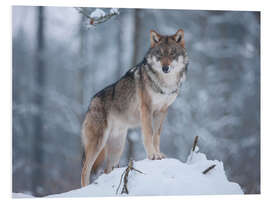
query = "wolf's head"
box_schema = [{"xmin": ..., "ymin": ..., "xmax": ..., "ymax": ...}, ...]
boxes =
[{"xmin": 146, "ymin": 29, "xmax": 188, "ymax": 75}]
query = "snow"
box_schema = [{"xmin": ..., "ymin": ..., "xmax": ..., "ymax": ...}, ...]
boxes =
[
  {"xmin": 128, "ymin": 131, "xmax": 140, "ymax": 142},
  {"xmin": 13, "ymin": 150, "xmax": 243, "ymax": 198},
  {"xmin": 12, "ymin": 193, "xmax": 33, "ymax": 198},
  {"xmin": 90, "ymin": 9, "xmax": 106, "ymax": 19},
  {"xmin": 110, "ymin": 8, "xmax": 120, "ymax": 15}
]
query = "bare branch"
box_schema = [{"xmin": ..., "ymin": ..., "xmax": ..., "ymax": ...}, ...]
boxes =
[
  {"xmin": 186, "ymin": 136, "xmax": 199, "ymax": 164},
  {"xmin": 192, "ymin": 136, "xmax": 199, "ymax": 152},
  {"xmin": 74, "ymin": 7, "xmax": 91, "ymax": 19},
  {"xmin": 132, "ymin": 168, "xmax": 145, "ymax": 174},
  {"xmin": 116, "ymin": 169, "xmax": 126, "ymax": 195},
  {"xmin": 202, "ymin": 164, "xmax": 216, "ymax": 174},
  {"xmin": 116, "ymin": 160, "xmax": 145, "ymax": 195}
]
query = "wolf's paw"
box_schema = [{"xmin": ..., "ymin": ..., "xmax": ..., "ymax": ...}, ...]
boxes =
[
  {"xmin": 158, "ymin": 152, "xmax": 166, "ymax": 159},
  {"xmin": 147, "ymin": 152, "xmax": 165, "ymax": 160}
]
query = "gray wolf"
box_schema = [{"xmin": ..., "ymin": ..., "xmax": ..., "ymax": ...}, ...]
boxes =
[{"xmin": 81, "ymin": 29, "xmax": 189, "ymax": 187}]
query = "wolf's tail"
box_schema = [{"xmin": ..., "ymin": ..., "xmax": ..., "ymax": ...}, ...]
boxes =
[
  {"xmin": 81, "ymin": 97, "xmax": 108, "ymax": 187},
  {"xmin": 81, "ymin": 124, "xmax": 108, "ymax": 188},
  {"xmin": 81, "ymin": 146, "xmax": 106, "ymax": 187}
]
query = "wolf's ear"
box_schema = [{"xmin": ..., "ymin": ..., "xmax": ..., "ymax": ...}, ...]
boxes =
[
  {"xmin": 174, "ymin": 29, "xmax": 185, "ymax": 47},
  {"xmin": 150, "ymin": 30, "xmax": 161, "ymax": 47}
]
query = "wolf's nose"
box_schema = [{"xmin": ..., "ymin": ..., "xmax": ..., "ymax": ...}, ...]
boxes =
[{"xmin": 162, "ymin": 66, "xmax": 170, "ymax": 73}]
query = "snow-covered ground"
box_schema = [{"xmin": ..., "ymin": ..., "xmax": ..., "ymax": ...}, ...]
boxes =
[{"xmin": 13, "ymin": 150, "xmax": 243, "ymax": 198}]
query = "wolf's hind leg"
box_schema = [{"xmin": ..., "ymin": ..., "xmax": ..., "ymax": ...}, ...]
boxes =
[
  {"xmin": 104, "ymin": 128, "xmax": 127, "ymax": 173},
  {"xmin": 92, "ymin": 147, "xmax": 106, "ymax": 174}
]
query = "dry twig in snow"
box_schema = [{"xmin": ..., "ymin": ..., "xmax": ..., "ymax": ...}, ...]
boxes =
[
  {"xmin": 116, "ymin": 160, "xmax": 144, "ymax": 195},
  {"xmin": 186, "ymin": 136, "xmax": 199, "ymax": 163},
  {"xmin": 202, "ymin": 164, "xmax": 216, "ymax": 174},
  {"xmin": 192, "ymin": 136, "xmax": 199, "ymax": 152}
]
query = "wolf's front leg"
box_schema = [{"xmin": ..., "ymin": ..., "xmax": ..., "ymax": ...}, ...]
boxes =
[
  {"xmin": 152, "ymin": 107, "xmax": 168, "ymax": 159},
  {"xmin": 140, "ymin": 103, "xmax": 163, "ymax": 160}
]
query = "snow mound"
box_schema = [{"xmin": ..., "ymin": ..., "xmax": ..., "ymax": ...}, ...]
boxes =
[
  {"xmin": 13, "ymin": 151, "xmax": 243, "ymax": 198},
  {"xmin": 47, "ymin": 153, "xmax": 243, "ymax": 197}
]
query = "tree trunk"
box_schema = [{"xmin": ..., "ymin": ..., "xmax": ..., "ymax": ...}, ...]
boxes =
[
  {"xmin": 127, "ymin": 9, "xmax": 142, "ymax": 161},
  {"xmin": 116, "ymin": 11, "xmax": 123, "ymax": 77},
  {"xmin": 76, "ymin": 15, "xmax": 87, "ymax": 123},
  {"xmin": 132, "ymin": 9, "xmax": 141, "ymax": 66},
  {"xmin": 32, "ymin": 6, "xmax": 45, "ymax": 197}
]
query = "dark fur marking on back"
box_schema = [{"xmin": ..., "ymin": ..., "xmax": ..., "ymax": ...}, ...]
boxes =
[
  {"xmin": 92, "ymin": 83, "xmax": 115, "ymax": 99},
  {"xmin": 135, "ymin": 57, "xmax": 147, "ymax": 68},
  {"xmin": 92, "ymin": 62, "xmax": 140, "ymax": 101},
  {"xmin": 112, "ymin": 84, "xmax": 116, "ymax": 100}
]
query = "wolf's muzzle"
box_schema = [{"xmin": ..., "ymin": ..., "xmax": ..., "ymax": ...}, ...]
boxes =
[{"xmin": 162, "ymin": 66, "xmax": 170, "ymax": 73}]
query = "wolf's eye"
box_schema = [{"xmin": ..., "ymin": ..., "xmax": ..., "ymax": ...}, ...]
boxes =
[
  {"xmin": 170, "ymin": 48, "xmax": 177, "ymax": 56},
  {"xmin": 155, "ymin": 49, "xmax": 162, "ymax": 56},
  {"xmin": 170, "ymin": 51, "xmax": 176, "ymax": 57}
]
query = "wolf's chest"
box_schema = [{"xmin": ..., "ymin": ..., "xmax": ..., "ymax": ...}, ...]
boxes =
[{"xmin": 151, "ymin": 91, "xmax": 178, "ymax": 110}]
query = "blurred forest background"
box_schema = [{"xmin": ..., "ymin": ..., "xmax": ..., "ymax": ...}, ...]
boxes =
[{"xmin": 12, "ymin": 6, "xmax": 260, "ymax": 196}]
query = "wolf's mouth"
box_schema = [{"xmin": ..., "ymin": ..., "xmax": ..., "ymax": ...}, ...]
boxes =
[{"xmin": 162, "ymin": 66, "xmax": 170, "ymax": 73}]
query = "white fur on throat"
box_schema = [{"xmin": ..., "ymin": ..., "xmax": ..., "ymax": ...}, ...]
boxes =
[{"xmin": 147, "ymin": 56, "xmax": 186, "ymax": 94}]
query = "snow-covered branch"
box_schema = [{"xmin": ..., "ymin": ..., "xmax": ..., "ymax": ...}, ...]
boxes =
[{"xmin": 74, "ymin": 7, "xmax": 120, "ymax": 27}]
